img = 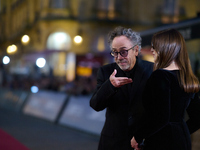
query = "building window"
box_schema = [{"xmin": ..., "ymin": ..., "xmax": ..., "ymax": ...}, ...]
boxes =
[
  {"xmin": 160, "ymin": 0, "xmax": 185, "ymax": 24},
  {"xmin": 163, "ymin": 0, "xmax": 177, "ymax": 16},
  {"xmin": 49, "ymin": 0, "xmax": 69, "ymax": 9},
  {"xmin": 96, "ymin": 0, "xmax": 122, "ymax": 20}
]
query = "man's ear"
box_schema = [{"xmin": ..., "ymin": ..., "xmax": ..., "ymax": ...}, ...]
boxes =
[{"xmin": 135, "ymin": 45, "xmax": 139, "ymax": 56}]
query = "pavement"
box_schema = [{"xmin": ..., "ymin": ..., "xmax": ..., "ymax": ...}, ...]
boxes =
[{"xmin": 0, "ymin": 107, "xmax": 100, "ymax": 150}]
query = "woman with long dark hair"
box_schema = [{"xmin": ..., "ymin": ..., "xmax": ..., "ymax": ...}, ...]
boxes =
[{"xmin": 131, "ymin": 29, "xmax": 200, "ymax": 150}]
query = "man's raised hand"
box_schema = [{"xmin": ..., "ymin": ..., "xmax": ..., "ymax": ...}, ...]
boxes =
[{"xmin": 109, "ymin": 69, "xmax": 133, "ymax": 88}]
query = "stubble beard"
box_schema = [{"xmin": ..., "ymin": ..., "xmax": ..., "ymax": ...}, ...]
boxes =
[{"xmin": 117, "ymin": 60, "xmax": 130, "ymax": 71}]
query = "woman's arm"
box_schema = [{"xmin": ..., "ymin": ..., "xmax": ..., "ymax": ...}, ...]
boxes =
[{"xmin": 186, "ymin": 92, "xmax": 200, "ymax": 134}]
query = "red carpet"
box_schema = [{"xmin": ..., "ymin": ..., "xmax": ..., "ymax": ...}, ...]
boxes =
[{"xmin": 0, "ymin": 129, "xmax": 29, "ymax": 150}]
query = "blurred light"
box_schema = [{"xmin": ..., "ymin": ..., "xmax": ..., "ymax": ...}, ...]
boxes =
[
  {"xmin": 36, "ymin": 57, "xmax": 46, "ymax": 68},
  {"xmin": 66, "ymin": 52, "xmax": 76, "ymax": 82},
  {"xmin": 77, "ymin": 66, "xmax": 92, "ymax": 77},
  {"xmin": 7, "ymin": 44, "xmax": 17, "ymax": 54},
  {"xmin": 74, "ymin": 35, "xmax": 82, "ymax": 44},
  {"xmin": 2, "ymin": 56, "xmax": 10, "ymax": 64},
  {"xmin": 21, "ymin": 35, "xmax": 30, "ymax": 45},
  {"xmin": 47, "ymin": 32, "xmax": 71, "ymax": 50},
  {"xmin": 97, "ymin": 36, "xmax": 105, "ymax": 52},
  {"xmin": 31, "ymin": 86, "xmax": 39, "ymax": 93}
]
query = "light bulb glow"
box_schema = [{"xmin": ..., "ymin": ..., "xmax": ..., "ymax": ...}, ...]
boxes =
[
  {"xmin": 21, "ymin": 35, "xmax": 30, "ymax": 45},
  {"xmin": 2, "ymin": 56, "xmax": 10, "ymax": 64},
  {"xmin": 31, "ymin": 86, "xmax": 39, "ymax": 93},
  {"xmin": 74, "ymin": 35, "xmax": 82, "ymax": 44},
  {"xmin": 7, "ymin": 44, "xmax": 17, "ymax": 54},
  {"xmin": 36, "ymin": 57, "xmax": 46, "ymax": 68}
]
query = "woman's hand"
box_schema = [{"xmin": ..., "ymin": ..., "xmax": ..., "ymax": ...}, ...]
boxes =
[{"xmin": 131, "ymin": 136, "xmax": 140, "ymax": 150}]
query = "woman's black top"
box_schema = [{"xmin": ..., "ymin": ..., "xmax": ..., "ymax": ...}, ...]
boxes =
[{"xmin": 134, "ymin": 69, "xmax": 200, "ymax": 150}]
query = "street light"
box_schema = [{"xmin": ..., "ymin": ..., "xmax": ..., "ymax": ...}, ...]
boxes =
[
  {"xmin": 73, "ymin": 35, "xmax": 83, "ymax": 44},
  {"xmin": 36, "ymin": 57, "xmax": 46, "ymax": 68},
  {"xmin": 31, "ymin": 86, "xmax": 39, "ymax": 93},
  {"xmin": 7, "ymin": 44, "xmax": 17, "ymax": 54},
  {"xmin": 21, "ymin": 35, "xmax": 30, "ymax": 45},
  {"xmin": 2, "ymin": 56, "xmax": 10, "ymax": 64}
]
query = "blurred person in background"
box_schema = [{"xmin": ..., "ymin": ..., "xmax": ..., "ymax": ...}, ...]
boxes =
[
  {"xmin": 90, "ymin": 26, "xmax": 153, "ymax": 150},
  {"xmin": 131, "ymin": 29, "xmax": 200, "ymax": 150}
]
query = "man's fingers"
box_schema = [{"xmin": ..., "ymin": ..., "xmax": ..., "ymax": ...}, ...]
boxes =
[
  {"xmin": 116, "ymin": 78, "xmax": 132, "ymax": 87},
  {"xmin": 120, "ymin": 80, "xmax": 132, "ymax": 85},
  {"xmin": 118, "ymin": 77, "xmax": 132, "ymax": 83},
  {"xmin": 111, "ymin": 69, "xmax": 117, "ymax": 77},
  {"xmin": 110, "ymin": 70, "xmax": 132, "ymax": 87}
]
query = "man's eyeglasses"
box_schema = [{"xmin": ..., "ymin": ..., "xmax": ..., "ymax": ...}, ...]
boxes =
[{"xmin": 110, "ymin": 45, "xmax": 137, "ymax": 58}]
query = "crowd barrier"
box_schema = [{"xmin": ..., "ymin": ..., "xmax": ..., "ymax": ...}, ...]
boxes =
[
  {"xmin": 58, "ymin": 95, "xmax": 105, "ymax": 135},
  {"xmin": 22, "ymin": 90, "xmax": 68, "ymax": 122},
  {"xmin": 0, "ymin": 88, "xmax": 105, "ymax": 136},
  {"xmin": 0, "ymin": 88, "xmax": 28, "ymax": 112}
]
